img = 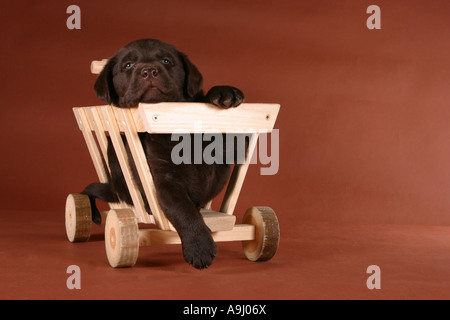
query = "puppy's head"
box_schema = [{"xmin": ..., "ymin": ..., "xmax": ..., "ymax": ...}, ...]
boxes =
[{"xmin": 94, "ymin": 39, "xmax": 203, "ymax": 107}]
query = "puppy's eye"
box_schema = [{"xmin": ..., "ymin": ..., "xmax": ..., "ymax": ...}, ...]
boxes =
[
  {"xmin": 161, "ymin": 58, "xmax": 171, "ymax": 65},
  {"xmin": 124, "ymin": 62, "xmax": 134, "ymax": 70}
]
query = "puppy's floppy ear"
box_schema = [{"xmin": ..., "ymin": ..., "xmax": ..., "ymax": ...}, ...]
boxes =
[
  {"xmin": 94, "ymin": 57, "xmax": 119, "ymax": 106},
  {"xmin": 179, "ymin": 52, "xmax": 203, "ymax": 99}
]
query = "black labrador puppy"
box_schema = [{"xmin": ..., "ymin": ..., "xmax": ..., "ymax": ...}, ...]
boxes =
[{"xmin": 81, "ymin": 39, "xmax": 244, "ymax": 269}]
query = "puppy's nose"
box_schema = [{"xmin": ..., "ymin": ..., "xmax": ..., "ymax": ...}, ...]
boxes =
[{"xmin": 141, "ymin": 67, "xmax": 159, "ymax": 79}]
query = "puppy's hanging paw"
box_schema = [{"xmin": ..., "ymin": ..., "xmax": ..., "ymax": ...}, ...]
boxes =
[
  {"xmin": 182, "ymin": 230, "xmax": 217, "ymax": 270},
  {"xmin": 206, "ymin": 86, "xmax": 245, "ymax": 109}
]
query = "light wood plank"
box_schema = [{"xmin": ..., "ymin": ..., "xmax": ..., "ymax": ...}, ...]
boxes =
[
  {"xmin": 73, "ymin": 108, "xmax": 109, "ymax": 183},
  {"xmin": 91, "ymin": 59, "xmax": 108, "ymax": 74},
  {"xmin": 138, "ymin": 103, "xmax": 280, "ymax": 134},
  {"xmin": 84, "ymin": 107, "xmax": 111, "ymax": 173},
  {"xmin": 220, "ymin": 133, "xmax": 260, "ymax": 215},
  {"xmin": 200, "ymin": 209, "xmax": 236, "ymax": 232},
  {"xmin": 101, "ymin": 106, "xmax": 153, "ymax": 224},
  {"xmin": 116, "ymin": 108, "xmax": 169, "ymax": 229},
  {"xmin": 138, "ymin": 224, "xmax": 255, "ymax": 246}
]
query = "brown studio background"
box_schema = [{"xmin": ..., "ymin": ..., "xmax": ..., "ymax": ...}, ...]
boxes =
[{"xmin": 1, "ymin": 0, "xmax": 450, "ymax": 299}]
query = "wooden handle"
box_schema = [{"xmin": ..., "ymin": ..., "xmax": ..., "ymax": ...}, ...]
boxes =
[{"xmin": 90, "ymin": 59, "xmax": 108, "ymax": 74}]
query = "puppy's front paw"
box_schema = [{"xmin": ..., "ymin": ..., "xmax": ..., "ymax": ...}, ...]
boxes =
[
  {"xmin": 206, "ymin": 86, "xmax": 245, "ymax": 108},
  {"xmin": 182, "ymin": 230, "xmax": 217, "ymax": 269}
]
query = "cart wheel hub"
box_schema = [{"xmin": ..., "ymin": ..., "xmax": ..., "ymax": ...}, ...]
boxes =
[{"xmin": 110, "ymin": 228, "xmax": 116, "ymax": 250}]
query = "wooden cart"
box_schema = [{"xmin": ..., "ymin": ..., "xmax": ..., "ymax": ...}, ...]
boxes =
[{"xmin": 65, "ymin": 60, "xmax": 281, "ymax": 268}]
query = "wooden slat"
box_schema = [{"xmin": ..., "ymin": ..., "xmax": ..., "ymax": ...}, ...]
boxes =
[
  {"xmin": 138, "ymin": 224, "xmax": 255, "ymax": 246},
  {"xmin": 73, "ymin": 108, "xmax": 109, "ymax": 183},
  {"xmin": 203, "ymin": 200, "xmax": 212, "ymax": 210},
  {"xmin": 138, "ymin": 103, "xmax": 280, "ymax": 133},
  {"xmin": 115, "ymin": 108, "xmax": 169, "ymax": 229},
  {"xmin": 100, "ymin": 106, "xmax": 153, "ymax": 224},
  {"xmin": 200, "ymin": 209, "xmax": 236, "ymax": 231},
  {"xmin": 84, "ymin": 107, "xmax": 111, "ymax": 173},
  {"xmin": 220, "ymin": 133, "xmax": 260, "ymax": 215}
]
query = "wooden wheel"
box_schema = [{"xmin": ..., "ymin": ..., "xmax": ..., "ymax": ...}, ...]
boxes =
[
  {"xmin": 65, "ymin": 194, "xmax": 92, "ymax": 242},
  {"xmin": 105, "ymin": 209, "xmax": 139, "ymax": 268},
  {"xmin": 242, "ymin": 207, "xmax": 280, "ymax": 261}
]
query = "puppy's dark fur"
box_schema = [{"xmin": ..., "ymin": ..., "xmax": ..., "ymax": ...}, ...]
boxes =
[{"xmin": 81, "ymin": 39, "xmax": 244, "ymax": 269}]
